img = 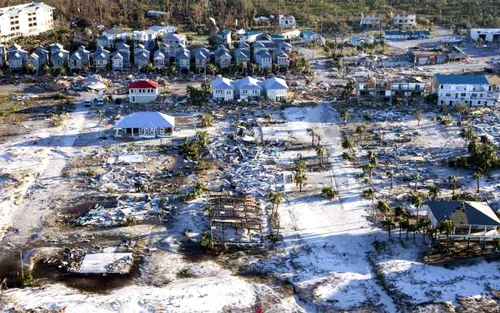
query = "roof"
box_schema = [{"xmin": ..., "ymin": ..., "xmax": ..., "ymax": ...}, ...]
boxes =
[
  {"xmin": 384, "ymin": 30, "xmax": 430, "ymax": 36},
  {"xmin": 165, "ymin": 33, "xmax": 186, "ymax": 41},
  {"xmin": 245, "ymin": 30, "xmax": 262, "ymax": 36},
  {"xmin": 77, "ymin": 253, "xmax": 133, "ymax": 274},
  {"xmin": 255, "ymin": 50, "xmax": 272, "ymax": 58},
  {"xmin": 129, "ymin": 80, "xmax": 158, "ymax": 89},
  {"xmin": 263, "ymin": 77, "xmax": 288, "ymax": 90},
  {"xmin": 427, "ymin": 201, "xmax": 500, "ymax": 226},
  {"xmin": 486, "ymin": 75, "xmax": 500, "ymax": 85},
  {"xmin": 212, "ymin": 76, "xmax": 234, "ymax": 90},
  {"xmin": 235, "ymin": 76, "xmax": 262, "ymax": 90},
  {"xmin": 116, "ymin": 112, "xmax": 175, "ymax": 129},
  {"xmin": 435, "ymin": 74, "xmax": 488, "ymax": 85}
]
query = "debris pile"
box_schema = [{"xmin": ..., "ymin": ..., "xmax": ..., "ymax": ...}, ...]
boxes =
[{"xmin": 76, "ymin": 195, "xmax": 163, "ymax": 227}]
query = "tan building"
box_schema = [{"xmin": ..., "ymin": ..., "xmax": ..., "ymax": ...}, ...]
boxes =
[{"xmin": 0, "ymin": 2, "xmax": 54, "ymax": 43}]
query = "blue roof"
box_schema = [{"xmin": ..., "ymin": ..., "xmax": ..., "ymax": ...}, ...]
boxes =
[
  {"xmin": 246, "ymin": 30, "xmax": 262, "ymax": 36},
  {"xmin": 435, "ymin": 74, "xmax": 488, "ymax": 85},
  {"xmin": 271, "ymin": 34, "xmax": 285, "ymax": 40},
  {"xmin": 218, "ymin": 29, "xmax": 231, "ymax": 36}
]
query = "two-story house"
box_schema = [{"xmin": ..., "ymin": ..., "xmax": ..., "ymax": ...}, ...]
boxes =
[{"xmin": 434, "ymin": 74, "xmax": 499, "ymax": 107}]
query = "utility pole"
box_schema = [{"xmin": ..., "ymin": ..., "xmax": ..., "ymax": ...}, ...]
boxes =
[{"xmin": 20, "ymin": 250, "xmax": 24, "ymax": 279}]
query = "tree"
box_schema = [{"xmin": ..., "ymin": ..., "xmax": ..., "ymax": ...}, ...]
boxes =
[
  {"xmin": 206, "ymin": 63, "xmax": 218, "ymax": 76},
  {"xmin": 362, "ymin": 163, "xmax": 375, "ymax": 182},
  {"xmin": 41, "ymin": 64, "xmax": 51, "ymax": 75},
  {"xmin": 321, "ymin": 186, "xmax": 339, "ymax": 199},
  {"xmin": 23, "ymin": 62, "xmax": 36, "ymax": 75},
  {"xmin": 381, "ymin": 217, "xmax": 396, "ymax": 240},
  {"xmin": 200, "ymin": 114, "xmax": 214, "ymax": 128},
  {"xmin": 268, "ymin": 191, "xmax": 283, "ymax": 213},
  {"xmin": 386, "ymin": 170, "xmax": 394, "ymax": 190},
  {"xmin": 367, "ymin": 151, "xmax": 378, "ymax": 166},
  {"xmin": 460, "ymin": 128, "xmax": 474, "ymax": 148},
  {"xmin": 409, "ymin": 192, "xmax": 425, "ymax": 219},
  {"xmin": 341, "ymin": 137, "xmax": 355, "ymax": 153},
  {"xmin": 448, "ymin": 175, "xmax": 459, "ymax": 196},
  {"xmin": 428, "ymin": 186, "xmax": 441, "ymax": 200},
  {"xmin": 467, "ymin": 135, "xmax": 498, "ymax": 175},
  {"xmin": 355, "ymin": 124, "xmax": 368, "ymax": 141},
  {"xmin": 196, "ymin": 130, "xmax": 209, "ymax": 150},
  {"xmin": 307, "ymin": 128, "xmax": 316, "ymax": 147},
  {"xmin": 168, "ymin": 65, "xmax": 177, "ymax": 77},
  {"xmin": 438, "ymin": 219, "xmax": 455, "ymax": 240},
  {"xmin": 294, "ymin": 159, "xmax": 307, "ymax": 192},
  {"xmin": 376, "ymin": 199, "xmax": 391, "ymax": 216},
  {"xmin": 316, "ymin": 145, "xmax": 326, "ymax": 165},
  {"xmin": 341, "ymin": 110, "xmax": 350, "ymax": 124},
  {"xmin": 413, "ymin": 172, "xmax": 419, "ymax": 191},
  {"xmin": 474, "ymin": 171, "xmax": 483, "ymax": 193},
  {"xmin": 395, "ymin": 212, "xmax": 408, "ymax": 240}
]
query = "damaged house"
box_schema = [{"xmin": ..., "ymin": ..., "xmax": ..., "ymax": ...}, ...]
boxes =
[{"xmin": 114, "ymin": 112, "xmax": 175, "ymax": 138}]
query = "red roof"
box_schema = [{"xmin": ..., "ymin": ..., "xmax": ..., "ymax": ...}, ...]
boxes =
[{"xmin": 128, "ymin": 80, "xmax": 158, "ymax": 89}]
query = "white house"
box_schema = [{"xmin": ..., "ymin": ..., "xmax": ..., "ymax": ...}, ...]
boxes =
[
  {"xmin": 211, "ymin": 76, "xmax": 235, "ymax": 101},
  {"xmin": 0, "ymin": 2, "xmax": 55, "ymax": 43},
  {"xmin": 393, "ymin": 14, "xmax": 417, "ymax": 27},
  {"xmin": 263, "ymin": 77, "xmax": 288, "ymax": 101},
  {"xmin": 359, "ymin": 14, "xmax": 380, "ymax": 28},
  {"xmin": 148, "ymin": 25, "xmax": 177, "ymax": 37},
  {"xmin": 115, "ymin": 112, "xmax": 175, "ymax": 138},
  {"xmin": 433, "ymin": 74, "xmax": 500, "ymax": 107},
  {"xmin": 128, "ymin": 80, "xmax": 159, "ymax": 104},
  {"xmin": 240, "ymin": 30, "xmax": 262, "ymax": 43},
  {"xmin": 278, "ymin": 15, "xmax": 295, "ymax": 28},
  {"xmin": 235, "ymin": 76, "xmax": 262, "ymax": 100},
  {"xmin": 470, "ymin": 28, "xmax": 500, "ymax": 42},
  {"xmin": 164, "ymin": 33, "xmax": 186, "ymax": 47}
]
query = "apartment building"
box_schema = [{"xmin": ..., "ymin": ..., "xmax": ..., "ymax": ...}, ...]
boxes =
[
  {"xmin": 0, "ymin": 2, "xmax": 54, "ymax": 43},
  {"xmin": 357, "ymin": 75, "xmax": 425, "ymax": 103},
  {"xmin": 433, "ymin": 74, "xmax": 500, "ymax": 107}
]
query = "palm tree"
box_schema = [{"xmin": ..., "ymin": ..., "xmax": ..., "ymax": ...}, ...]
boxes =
[
  {"xmin": 341, "ymin": 137, "xmax": 355, "ymax": 155},
  {"xmin": 386, "ymin": 170, "xmax": 394, "ymax": 190},
  {"xmin": 341, "ymin": 110, "xmax": 350, "ymax": 124},
  {"xmin": 315, "ymin": 133, "xmax": 322, "ymax": 146},
  {"xmin": 413, "ymin": 172, "xmax": 419, "ymax": 191},
  {"xmin": 206, "ymin": 64, "xmax": 218, "ymax": 76},
  {"xmin": 362, "ymin": 163, "xmax": 375, "ymax": 182},
  {"xmin": 428, "ymin": 186, "xmax": 441, "ymax": 200},
  {"xmin": 460, "ymin": 128, "xmax": 475, "ymax": 148},
  {"xmin": 321, "ymin": 186, "xmax": 339, "ymax": 199},
  {"xmin": 395, "ymin": 213, "xmax": 408, "ymax": 240},
  {"xmin": 474, "ymin": 171, "xmax": 483, "ymax": 193},
  {"xmin": 295, "ymin": 159, "xmax": 307, "ymax": 192},
  {"xmin": 376, "ymin": 199, "xmax": 391, "ymax": 217},
  {"xmin": 268, "ymin": 191, "xmax": 283, "ymax": 214},
  {"xmin": 355, "ymin": 124, "xmax": 368, "ymax": 141},
  {"xmin": 417, "ymin": 218, "xmax": 431, "ymax": 244},
  {"xmin": 316, "ymin": 145, "xmax": 327, "ymax": 165},
  {"xmin": 381, "ymin": 217, "xmax": 396, "ymax": 240},
  {"xmin": 196, "ymin": 130, "xmax": 209, "ymax": 150},
  {"xmin": 409, "ymin": 192, "xmax": 425, "ymax": 219},
  {"xmin": 307, "ymin": 128, "xmax": 316, "ymax": 147},
  {"xmin": 367, "ymin": 151, "xmax": 378, "ymax": 165},
  {"xmin": 362, "ymin": 188, "xmax": 375, "ymax": 208},
  {"xmin": 438, "ymin": 219, "xmax": 455, "ymax": 240},
  {"xmin": 448, "ymin": 175, "xmax": 459, "ymax": 196}
]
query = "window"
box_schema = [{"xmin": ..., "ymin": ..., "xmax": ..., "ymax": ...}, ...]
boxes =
[{"xmin": 460, "ymin": 93, "xmax": 466, "ymax": 97}]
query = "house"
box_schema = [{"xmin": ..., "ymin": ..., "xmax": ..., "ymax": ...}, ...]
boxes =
[
  {"xmin": 0, "ymin": 2, "xmax": 55, "ymax": 43},
  {"xmin": 263, "ymin": 77, "xmax": 288, "ymax": 101},
  {"xmin": 153, "ymin": 50, "xmax": 166, "ymax": 69},
  {"xmin": 214, "ymin": 46, "xmax": 232, "ymax": 69},
  {"xmin": 0, "ymin": 44, "xmax": 6, "ymax": 67},
  {"xmin": 350, "ymin": 36, "xmax": 375, "ymax": 47},
  {"xmin": 50, "ymin": 45, "xmax": 69, "ymax": 69},
  {"xmin": 8, "ymin": 44, "xmax": 27, "ymax": 69},
  {"xmin": 390, "ymin": 76, "xmax": 425, "ymax": 102},
  {"xmin": 470, "ymin": 28, "xmax": 500, "ymax": 42},
  {"xmin": 433, "ymin": 74, "xmax": 500, "ymax": 107},
  {"xmin": 192, "ymin": 46, "xmax": 210, "ymax": 72},
  {"xmin": 134, "ymin": 45, "xmax": 151, "ymax": 70},
  {"xmin": 357, "ymin": 75, "xmax": 425, "ymax": 102},
  {"xmin": 211, "ymin": 76, "xmax": 235, "ymax": 101},
  {"xmin": 69, "ymin": 51, "xmax": 84, "ymax": 70},
  {"xmin": 409, "ymin": 50, "xmax": 448, "ymax": 66},
  {"xmin": 238, "ymin": 41, "xmax": 250, "ymax": 50},
  {"xmin": 34, "ymin": 46, "xmax": 49, "ymax": 65},
  {"xmin": 115, "ymin": 112, "xmax": 175, "ymax": 138},
  {"xmin": 111, "ymin": 52, "xmax": 124, "ymax": 71},
  {"xmin": 234, "ymin": 48, "xmax": 250, "ymax": 66},
  {"xmin": 393, "ymin": 14, "xmax": 417, "ymax": 27},
  {"xmin": 116, "ymin": 42, "xmax": 131, "ymax": 68},
  {"xmin": 255, "ymin": 50, "xmax": 272, "ymax": 69},
  {"xmin": 133, "ymin": 29, "xmax": 158, "ymax": 50},
  {"xmin": 301, "ymin": 30, "xmax": 320, "ymax": 43},
  {"xmin": 147, "ymin": 10, "xmax": 168, "ymax": 18},
  {"xmin": 217, "ymin": 29, "xmax": 232, "ymax": 46},
  {"xmin": 240, "ymin": 30, "xmax": 262, "ymax": 43},
  {"xmin": 93, "ymin": 46, "xmax": 110, "ymax": 70},
  {"xmin": 148, "ymin": 25, "xmax": 177, "ymax": 37},
  {"xmin": 426, "ymin": 201, "xmax": 500, "ymax": 240},
  {"xmin": 25, "ymin": 52, "xmax": 40, "ymax": 72},
  {"xmin": 128, "ymin": 80, "xmax": 159, "ymax": 103},
  {"xmin": 281, "ymin": 30, "xmax": 301, "ymax": 40},
  {"xmin": 235, "ymin": 76, "xmax": 262, "ymax": 100},
  {"xmin": 278, "ymin": 15, "xmax": 296, "ymax": 29},
  {"xmin": 176, "ymin": 48, "xmax": 190, "ymax": 73},
  {"xmin": 98, "ymin": 29, "xmax": 132, "ymax": 47},
  {"xmin": 253, "ymin": 16, "xmax": 269, "ymax": 24},
  {"xmin": 164, "ymin": 33, "xmax": 186, "ymax": 47},
  {"xmin": 384, "ymin": 29, "xmax": 429, "ymax": 40},
  {"xmin": 360, "ymin": 14, "xmax": 380, "ymax": 28},
  {"xmin": 274, "ymin": 49, "xmax": 290, "ymax": 67}
]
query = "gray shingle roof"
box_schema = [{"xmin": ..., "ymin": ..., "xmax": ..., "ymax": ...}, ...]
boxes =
[{"xmin": 427, "ymin": 201, "xmax": 500, "ymax": 226}]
